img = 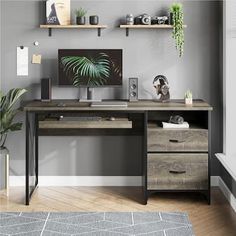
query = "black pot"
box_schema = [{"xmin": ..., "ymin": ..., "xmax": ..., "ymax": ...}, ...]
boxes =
[
  {"xmin": 89, "ymin": 15, "xmax": 99, "ymax": 25},
  {"xmin": 76, "ymin": 16, "xmax": 86, "ymax": 25},
  {"xmin": 169, "ymin": 12, "xmax": 173, "ymax": 25}
]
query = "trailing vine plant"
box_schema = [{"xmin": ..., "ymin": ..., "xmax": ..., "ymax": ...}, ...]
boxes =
[{"xmin": 170, "ymin": 3, "xmax": 184, "ymax": 57}]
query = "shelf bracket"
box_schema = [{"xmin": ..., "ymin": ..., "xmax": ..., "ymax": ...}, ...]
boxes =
[
  {"xmin": 98, "ymin": 28, "xmax": 101, "ymax": 37},
  {"xmin": 126, "ymin": 28, "xmax": 129, "ymax": 37},
  {"xmin": 48, "ymin": 28, "xmax": 52, "ymax": 37}
]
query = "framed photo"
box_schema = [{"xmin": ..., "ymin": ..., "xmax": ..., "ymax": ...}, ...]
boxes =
[{"xmin": 46, "ymin": 0, "xmax": 71, "ymax": 25}]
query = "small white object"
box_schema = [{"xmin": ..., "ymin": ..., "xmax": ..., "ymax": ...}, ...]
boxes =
[
  {"xmin": 34, "ymin": 41, "xmax": 39, "ymax": 46},
  {"xmin": 109, "ymin": 117, "xmax": 116, "ymax": 121},
  {"xmin": 162, "ymin": 122, "xmax": 189, "ymax": 129},
  {"xmin": 17, "ymin": 46, "xmax": 28, "ymax": 76}
]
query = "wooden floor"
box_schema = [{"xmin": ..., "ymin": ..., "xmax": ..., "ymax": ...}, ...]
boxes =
[{"xmin": 0, "ymin": 187, "xmax": 236, "ymax": 236}]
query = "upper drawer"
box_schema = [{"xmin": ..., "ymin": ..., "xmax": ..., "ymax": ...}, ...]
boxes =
[{"xmin": 148, "ymin": 128, "xmax": 208, "ymax": 152}]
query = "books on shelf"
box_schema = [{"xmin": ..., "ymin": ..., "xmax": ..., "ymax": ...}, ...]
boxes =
[{"xmin": 162, "ymin": 122, "xmax": 189, "ymax": 129}]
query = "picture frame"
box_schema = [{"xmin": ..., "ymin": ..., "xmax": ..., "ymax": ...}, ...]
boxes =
[{"xmin": 46, "ymin": 0, "xmax": 71, "ymax": 25}]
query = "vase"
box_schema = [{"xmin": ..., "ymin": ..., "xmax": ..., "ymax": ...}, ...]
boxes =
[
  {"xmin": 169, "ymin": 12, "xmax": 173, "ymax": 25},
  {"xmin": 76, "ymin": 16, "xmax": 86, "ymax": 25},
  {"xmin": 0, "ymin": 146, "xmax": 9, "ymax": 196},
  {"xmin": 89, "ymin": 15, "xmax": 99, "ymax": 25},
  {"xmin": 126, "ymin": 14, "xmax": 134, "ymax": 25},
  {"xmin": 185, "ymin": 98, "xmax": 193, "ymax": 105}
]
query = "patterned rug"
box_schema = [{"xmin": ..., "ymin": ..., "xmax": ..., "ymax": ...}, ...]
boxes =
[{"xmin": 0, "ymin": 212, "xmax": 194, "ymax": 236}]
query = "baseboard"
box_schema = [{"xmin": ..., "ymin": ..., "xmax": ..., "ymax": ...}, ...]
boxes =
[
  {"xmin": 9, "ymin": 176, "xmax": 220, "ymax": 187},
  {"xmin": 211, "ymin": 176, "xmax": 219, "ymax": 186},
  {"xmin": 218, "ymin": 176, "xmax": 236, "ymax": 212},
  {"xmin": 10, "ymin": 176, "xmax": 142, "ymax": 187}
]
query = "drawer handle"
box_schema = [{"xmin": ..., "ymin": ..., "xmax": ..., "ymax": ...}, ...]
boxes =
[
  {"xmin": 169, "ymin": 170, "xmax": 186, "ymax": 174},
  {"xmin": 169, "ymin": 139, "xmax": 185, "ymax": 143}
]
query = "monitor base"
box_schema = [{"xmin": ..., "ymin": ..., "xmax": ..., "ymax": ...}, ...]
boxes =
[{"xmin": 79, "ymin": 99, "xmax": 102, "ymax": 102}]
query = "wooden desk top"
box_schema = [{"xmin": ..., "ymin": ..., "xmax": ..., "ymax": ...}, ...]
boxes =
[{"xmin": 23, "ymin": 99, "xmax": 213, "ymax": 112}]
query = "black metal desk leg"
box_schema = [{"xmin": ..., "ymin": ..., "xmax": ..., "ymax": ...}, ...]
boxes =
[
  {"xmin": 142, "ymin": 112, "xmax": 148, "ymax": 205},
  {"xmin": 25, "ymin": 112, "xmax": 30, "ymax": 205},
  {"xmin": 208, "ymin": 111, "xmax": 211, "ymax": 205},
  {"xmin": 35, "ymin": 114, "xmax": 39, "ymax": 186},
  {"xmin": 25, "ymin": 112, "xmax": 38, "ymax": 205}
]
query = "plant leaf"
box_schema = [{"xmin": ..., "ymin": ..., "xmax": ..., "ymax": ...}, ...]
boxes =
[
  {"xmin": 8, "ymin": 122, "xmax": 22, "ymax": 132},
  {"xmin": 0, "ymin": 88, "xmax": 26, "ymax": 137},
  {"xmin": 61, "ymin": 53, "xmax": 111, "ymax": 87}
]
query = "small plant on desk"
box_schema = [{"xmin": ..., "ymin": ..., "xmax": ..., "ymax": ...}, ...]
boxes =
[{"xmin": 184, "ymin": 90, "xmax": 193, "ymax": 105}]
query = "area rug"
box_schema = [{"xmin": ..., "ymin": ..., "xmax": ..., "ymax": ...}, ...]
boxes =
[{"xmin": 0, "ymin": 212, "xmax": 194, "ymax": 236}]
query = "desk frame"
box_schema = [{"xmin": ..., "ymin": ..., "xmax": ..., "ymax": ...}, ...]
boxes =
[
  {"xmin": 25, "ymin": 110, "xmax": 148, "ymax": 205},
  {"xmin": 24, "ymin": 100, "xmax": 212, "ymax": 205}
]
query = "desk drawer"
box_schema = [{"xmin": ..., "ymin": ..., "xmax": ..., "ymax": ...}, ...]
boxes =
[
  {"xmin": 147, "ymin": 153, "xmax": 208, "ymax": 190},
  {"xmin": 147, "ymin": 128, "xmax": 208, "ymax": 152}
]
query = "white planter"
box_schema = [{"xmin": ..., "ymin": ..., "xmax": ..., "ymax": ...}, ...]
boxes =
[{"xmin": 185, "ymin": 98, "xmax": 192, "ymax": 105}]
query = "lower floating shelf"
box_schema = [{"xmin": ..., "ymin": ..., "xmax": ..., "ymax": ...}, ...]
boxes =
[{"xmin": 40, "ymin": 24, "xmax": 108, "ymax": 37}]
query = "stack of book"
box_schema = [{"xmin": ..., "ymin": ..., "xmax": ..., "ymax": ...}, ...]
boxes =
[{"xmin": 162, "ymin": 122, "xmax": 189, "ymax": 129}]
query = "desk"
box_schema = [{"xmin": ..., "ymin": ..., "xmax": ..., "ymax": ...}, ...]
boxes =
[{"xmin": 23, "ymin": 99, "xmax": 212, "ymax": 205}]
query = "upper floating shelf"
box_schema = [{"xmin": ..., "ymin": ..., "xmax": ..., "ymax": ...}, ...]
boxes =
[
  {"xmin": 119, "ymin": 24, "xmax": 187, "ymax": 36},
  {"xmin": 40, "ymin": 24, "xmax": 108, "ymax": 37}
]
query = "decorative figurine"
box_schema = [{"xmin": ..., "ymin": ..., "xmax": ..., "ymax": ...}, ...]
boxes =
[
  {"xmin": 126, "ymin": 14, "xmax": 134, "ymax": 25},
  {"xmin": 153, "ymin": 75, "xmax": 170, "ymax": 102}
]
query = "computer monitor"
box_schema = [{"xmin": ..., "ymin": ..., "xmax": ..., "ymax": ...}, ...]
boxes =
[{"xmin": 58, "ymin": 49, "xmax": 122, "ymax": 87}]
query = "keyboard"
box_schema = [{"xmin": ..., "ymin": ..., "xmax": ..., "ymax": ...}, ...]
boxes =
[
  {"xmin": 91, "ymin": 101, "xmax": 128, "ymax": 107},
  {"xmin": 60, "ymin": 116, "xmax": 102, "ymax": 121}
]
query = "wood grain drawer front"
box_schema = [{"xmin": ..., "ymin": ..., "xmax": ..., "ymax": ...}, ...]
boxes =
[
  {"xmin": 147, "ymin": 129, "xmax": 208, "ymax": 152},
  {"xmin": 147, "ymin": 153, "xmax": 208, "ymax": 190}
]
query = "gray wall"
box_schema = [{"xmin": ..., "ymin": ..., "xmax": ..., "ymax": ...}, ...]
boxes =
[{"xmin": 1, "ymin": 0, "xmax": 223, "ymax": 176}]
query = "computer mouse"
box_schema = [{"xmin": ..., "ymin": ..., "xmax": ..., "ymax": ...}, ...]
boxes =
[{"xmin": 109, "ymin": 117, "xmax": 116, "ymax": 121}]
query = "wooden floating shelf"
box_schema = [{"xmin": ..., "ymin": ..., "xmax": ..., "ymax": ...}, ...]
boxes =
[
  {"xmin": 120, "ymin": 24, "xmax": 187, "ymax": 36},
  {"xmin": 40, "ymin": 24, "xmax": 108, "ymax": 37}
]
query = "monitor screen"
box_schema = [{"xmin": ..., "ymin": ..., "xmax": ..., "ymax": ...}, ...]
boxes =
[{"xmin": 58, "ymin": 49, "xmax": 122, "ymax": 87}]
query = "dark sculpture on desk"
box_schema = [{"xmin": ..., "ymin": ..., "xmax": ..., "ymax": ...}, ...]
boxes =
[{"xmin": 153, "ymin": 75, "xmax": 170, "ymax": 102}]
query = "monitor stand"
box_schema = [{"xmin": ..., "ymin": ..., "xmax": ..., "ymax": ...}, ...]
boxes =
[{"xmin": 79, "ymin": 87, "xmax": 101, "ymax": 102}]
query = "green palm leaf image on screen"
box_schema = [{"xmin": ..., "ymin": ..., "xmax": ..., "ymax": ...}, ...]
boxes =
[{"xmin": 61, "ymin": 53, "xmax": 111, "ymax": 87}]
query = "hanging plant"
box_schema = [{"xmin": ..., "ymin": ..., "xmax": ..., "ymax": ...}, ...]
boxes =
[{"xmin": 170, "ymin": 3, "xmax": 184, "ymax": 57}]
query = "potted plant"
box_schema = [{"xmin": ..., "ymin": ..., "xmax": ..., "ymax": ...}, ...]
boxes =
[
  {"xmin": 75, "ymin": 7, "xmax": 87, "ymax": 25},
  {"xmin": 184, "ymin": 90, "xmax": 193, "ymax": 105},
  {"xmin": 0, "ymin": 88, "xmax": 27, "ymax": 149},
  {"xmin": 170, "ymin": 3, "xmax": 184, "ymax": 57}
]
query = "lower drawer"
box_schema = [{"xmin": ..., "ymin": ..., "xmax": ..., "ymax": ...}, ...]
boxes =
[{"xmin": 147, "ymin": 153, "xmax": 208, "ymax": 190}]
